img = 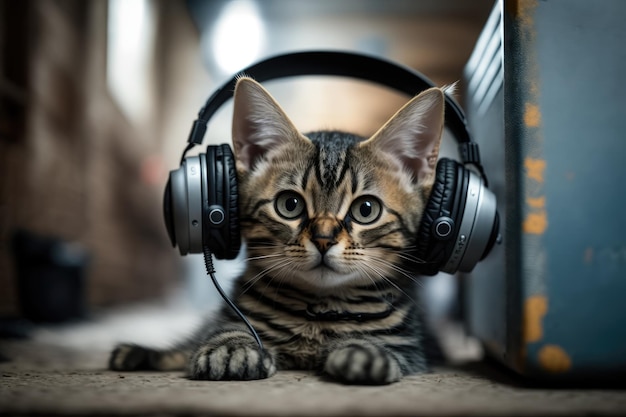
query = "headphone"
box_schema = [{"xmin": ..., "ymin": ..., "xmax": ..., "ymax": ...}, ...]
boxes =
[{"xmin": 163, "ymin": 51, "xmax": 500, "ymax": 277}]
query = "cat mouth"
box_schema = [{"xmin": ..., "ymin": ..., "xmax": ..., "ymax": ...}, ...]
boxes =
[
  {"xmin": 314, "ymin": 258, "xmax": 338, "ymax": 272},
  {"xmin": 300, "ymin": 265, "xmax": 362, "ymax": 289},
  {"xmin": 315, "ymin": 265, "xmax": 338, "ymax": 279},
  {"xmin": 292, "ymin": 246, "xmax": 360, "ymax": 287}
]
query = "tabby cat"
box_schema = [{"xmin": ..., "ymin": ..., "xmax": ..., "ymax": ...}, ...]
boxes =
[{"xmin": 109, "ymin": 76, "xmax": 447, "ymax": 385}]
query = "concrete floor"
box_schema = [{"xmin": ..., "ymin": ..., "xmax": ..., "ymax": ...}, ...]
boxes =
[{"xmin": 1, "ymin": 300, "xmax": 626, "ymax": 417}]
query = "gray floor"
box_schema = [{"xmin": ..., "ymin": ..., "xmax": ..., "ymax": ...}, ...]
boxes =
[{"xmin": 2, "ymin": 300, "xmax": 626, "ymax": 417}]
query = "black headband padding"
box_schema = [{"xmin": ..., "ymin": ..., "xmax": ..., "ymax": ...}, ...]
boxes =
[{"xmin": 188, "ymin": 51, "xmax": 471, "ymax": 145}]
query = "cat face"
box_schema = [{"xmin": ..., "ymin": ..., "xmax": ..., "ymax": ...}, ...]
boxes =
[{"xmin": 232, "ymin": 77, "xmax": 445, "ymax": 290}]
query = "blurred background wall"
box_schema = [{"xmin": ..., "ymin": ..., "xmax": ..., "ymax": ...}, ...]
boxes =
[{"xmin": 0, "ymin": 0, "xmax": 493, "ymax": 320}]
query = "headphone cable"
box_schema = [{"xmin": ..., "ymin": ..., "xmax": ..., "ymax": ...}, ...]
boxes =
[
  {"xmin": 202, "ymin": 246, "xmax": 264, "ymax": 351},
  {"xmin": 180, "ymin": 143, "xmax": 196, "ymax": 165}
]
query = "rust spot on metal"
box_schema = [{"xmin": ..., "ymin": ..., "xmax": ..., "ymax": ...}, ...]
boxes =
[
  {"xmin": 524, "ymin": 158, "xmax": 546, "ymax": 183},
  {"xmin": 523, "ymin": 211, "xmax": 547, "ymax": 234},
  {"xmin": 524, "ymin": 158, "xmax": 547, "ymax": 234},
  {"xmin": 507, "ymin": 0, "xmax": 538, "ymax": 29},
  {"xmin": 526, "ymin": 196, "xmax": 545, "ymax": 209},
  {"xmin": 538, "ymin": 344, "xmax": 572, "ymax": 373},
  {"xmin": 524, "ymin": 103, "xmax": 542, "ymax": 127},
  {"xmin": 506, "ymin": 0, "xmax": 520, "ymax": 16},
  {"xmin": 524, "ymin": 295, "xmax": 548, "ymax": 343}
]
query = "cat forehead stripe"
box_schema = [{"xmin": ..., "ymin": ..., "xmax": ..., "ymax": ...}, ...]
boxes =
[{"xmin": 307, "ymin": 131, "xmax": 362, "ymax": 191}]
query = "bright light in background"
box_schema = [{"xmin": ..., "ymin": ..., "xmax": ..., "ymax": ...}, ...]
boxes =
[
  {"xmin": 107, "ymin": 0, "xmax": 155, "ymax": 124},
  {"xmin": 207, "ymin": 0, "xmax": 266, "ymax": 74}
]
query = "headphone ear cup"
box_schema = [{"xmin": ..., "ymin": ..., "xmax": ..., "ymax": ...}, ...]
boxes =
[
  {"xmin": 415, "ymin": 158, "xmax": 462, "ymax": 275},
  {"xmin": 203, "ymin": 144, "xmax": 241, "ymax": 260},
  {"xmin": 220, "ymin": 144, "xmax": 241, "ymax": 260}
]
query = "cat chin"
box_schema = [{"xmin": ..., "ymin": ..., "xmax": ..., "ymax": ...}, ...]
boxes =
[{"xmin": 292, "ymin": 267, "xmax": 371, "ymax": 290}]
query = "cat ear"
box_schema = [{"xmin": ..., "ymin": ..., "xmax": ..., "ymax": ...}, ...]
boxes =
[
  {"xmin": 232, "ymin": 76, "xmax": 302, "ymax": 172},
  {"xmin": 361, "ymin": 87, "xmax": 445, "ymax": 184}
]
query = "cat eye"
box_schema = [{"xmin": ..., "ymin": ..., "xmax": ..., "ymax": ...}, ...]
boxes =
[
  {"xmin": 350, "ymin": 196, "xmax": 382, "ymax": 225},
  {"xmin": 275, "ymin": 191, "xmax": 306, "ymax": 220}
]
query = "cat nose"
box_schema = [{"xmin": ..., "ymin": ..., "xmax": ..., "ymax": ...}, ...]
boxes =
[
  {"xmin": 312, "ymin": 235, "xmax": 336, "ymax": 255},
  {"xmin": 310, "ymin": 217, "xmax": 340, "ymax": 255}
]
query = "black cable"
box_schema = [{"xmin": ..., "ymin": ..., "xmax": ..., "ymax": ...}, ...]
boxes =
[
  {"xmin": 202, "ymin": 246, "xmax": 264, "ymax": 351},
  {"xmin": 180, "ymin": 142, "xmax": 196, "ymax": 165}
]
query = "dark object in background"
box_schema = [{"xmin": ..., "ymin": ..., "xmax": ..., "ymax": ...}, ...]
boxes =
[
  {"xmin": 12, "ymin": 229, "xmax": 89, "ymax": 323},
  {"xmin": 0, "ymin": 317, "xmax": 33, "ymax": 339}
]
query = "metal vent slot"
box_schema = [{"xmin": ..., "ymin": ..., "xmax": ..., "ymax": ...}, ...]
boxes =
[{"xmin": 465, "ymin": 4, "xmax": 503, "ymax": 115}]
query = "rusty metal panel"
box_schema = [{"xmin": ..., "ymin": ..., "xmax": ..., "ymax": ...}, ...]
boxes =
[{"xmin": 464, "ymin": 0, "xmax": 626, "ymax": 379}]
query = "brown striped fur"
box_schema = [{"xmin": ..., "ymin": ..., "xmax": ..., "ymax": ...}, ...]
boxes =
[{"xmin": 110, "ymin": 77, "xmax": 446, "ymax": 385}]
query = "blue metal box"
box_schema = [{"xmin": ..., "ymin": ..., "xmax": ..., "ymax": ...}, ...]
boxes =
[{"xmin": 463, "ymin": 0, "xmax": 626, "ymax": 379}]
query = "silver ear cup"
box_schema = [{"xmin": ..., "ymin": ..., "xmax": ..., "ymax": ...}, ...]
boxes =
[
  {"xmin": 184, "ymin": 156, "xmax": 204, "ymax": 254},
  {"xmin": 442, "ymin": 170, "xmax": 497, "ymax": 273},
  {"xmin": 169, "ymin": 168, "xmax": 188, "ymax": 255},
  {"xmin": 169, "ymin": 156, "xmax": 204, "ymax": 255}
]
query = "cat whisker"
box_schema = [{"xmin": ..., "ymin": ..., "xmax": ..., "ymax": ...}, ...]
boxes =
[
  {"xmin": 379, "ymin": 246, "xmax": 428, "ymax": 265},
  {"xmin": 269, "ymin": 261, "xmax": 299, "ymax": 302},
  {"xmin": 241, "ymin": 258, "xmax": 293, "ymax": 295},
  {"xmin": 359, "ymin": 257, "xmax": 421, "ymax": 302},
  {"xmin": 367, "ymin": 256, "xmax": 423, "ymax": 286},
  {"xmin": 352, "ymin": 261, "xmax": 417, "ymax": 305},
  {"xmin": 247, "ymin": 241, "xmax": 284, "ymax": 248},
  {"xmin": 245, "ymin": 253, "xmax": 284, "ymax": 262},
  {"xmin": 351, "ymin": 261, "xmax": 392, "ymax": 289},
  {"xmin": 394, "ymin": 252, "xmax": 428, "ymax": 265}
]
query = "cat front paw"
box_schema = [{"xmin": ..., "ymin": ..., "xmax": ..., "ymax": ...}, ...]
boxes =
[
  {"xmin": 189, "ymin": 341, "xmax": 276, "ymax": 381},
  {"xmin": 324, "ymin": 342, "xmax": 402, "ymax": 385},
  {"xmin": 109, "ymin": 343, "xmax": 153, "ymax": 371}
]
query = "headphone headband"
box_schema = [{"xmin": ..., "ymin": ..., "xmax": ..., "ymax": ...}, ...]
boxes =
[
  {"xmin": 186, "ymin": 50, "xmax": 473, "ymax": 149},
  {"xmin": 164, "ymin": 51, "xmax": 500, "ymax": 350}
]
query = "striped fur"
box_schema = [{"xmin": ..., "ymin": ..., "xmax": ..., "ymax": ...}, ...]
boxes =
[{"xmin": 110, "ymin": 77, "xmax": 446, "ymax": 384}]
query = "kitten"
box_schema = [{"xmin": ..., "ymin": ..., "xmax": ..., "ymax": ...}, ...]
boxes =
[{"xmin": 110, "ymin": 76, "xmax": 445, "ymax": 385}]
